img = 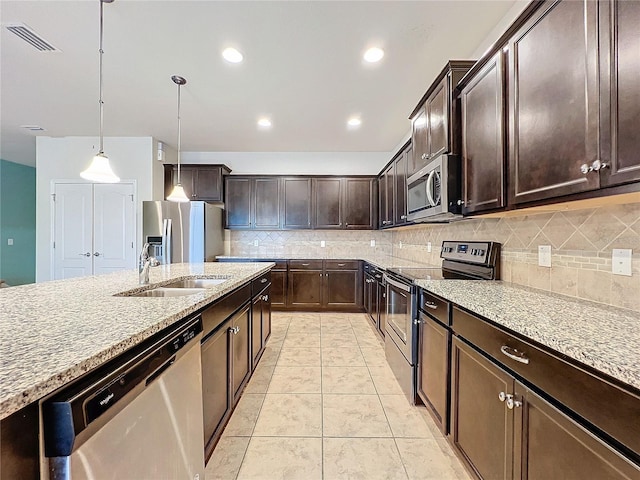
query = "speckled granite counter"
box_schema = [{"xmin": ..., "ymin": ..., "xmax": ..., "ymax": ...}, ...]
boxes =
[
  {"xmin": 217, "ymin": 254, "xmax": 434, "ymax": 270},
  {"xmin": 415, "ymin": 279, "xmax": 640, "ymax": 391},
  {"xmin": 0, "ymin": 262, "xmax": 273, "ymax": 420}
]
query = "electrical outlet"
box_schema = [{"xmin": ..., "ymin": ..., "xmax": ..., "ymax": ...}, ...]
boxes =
[
  {"xmin": 321, "ymin": 240, "xmax": 325, "ymax": 248},
  {"xmin": 427, "ymin": 242, "xmax": 432, "ymax": 253},
  {"xmin": 398, "ymin": 241, "xmax": 403, "ymax": 249},
  {"xmin": 7, "ymin": 238, "xmax": 13, "ymax": 246},
  {"xmin": 612, "ymin": 249, "xmax": 632, "ymax": 276},
  {"xmin": 538, "ymin": 245, "xmax": 552, "ymax": 267},
  {"xmin": 370, "ymin": 240, "xmax": 376, "ymax": 247},
  {"xmin": 253, "ymin": 239, "xmax": 259, "ymax": 247}
]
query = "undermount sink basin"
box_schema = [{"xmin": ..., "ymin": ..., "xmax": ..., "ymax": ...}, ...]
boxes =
[
  {"xmin": 125, "ymin": 287, "xmax": 206, "ymax": 298},
  {"xmin": 162, "ymin": 278, "xmax": 228, "ymax": 289}
]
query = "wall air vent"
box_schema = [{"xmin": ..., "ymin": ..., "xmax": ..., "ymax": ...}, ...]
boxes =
[{"xmin": 5, "ymin": 23, "xmax": 61, "ymax": 52}]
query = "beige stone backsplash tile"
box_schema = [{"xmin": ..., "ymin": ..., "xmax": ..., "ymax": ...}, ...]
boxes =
[
  {"xmin": 550, "ymin": 266, "xmax": 578, "ymax": 297},
  {"xmin": 610, "ymin": 274, "xmax": 640, "ymax": 312},
  {"xmin": 576, "ymin": 269, "xmax": 612, "ymax": 305},
  {"xmin": 528, "ymin": 264, "xmax": 550, "ymax": 291}
]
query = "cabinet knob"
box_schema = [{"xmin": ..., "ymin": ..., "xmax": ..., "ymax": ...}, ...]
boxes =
[
  {"xmin": 79, "ymin": 252, "xmax": 91, "ymax": 257},
  {"xmin": 506, "ymin": 396, "xmax": 522, "ymax": 410},
  {"xmin": 400, "ymin": 215, "xmax": 407, "ymax": 220},
  {"xmin": 580, "ymin": 163, "xmax": 593, "ymax": 174},
  {"xmin": 456, "ymin": 200, "xmax": 464, "ymax": 206},
  {"xmin": 591, "ymin": 159, "xmax": 609, "ymax": 171},
  {"xmin": 498, "ymin": 391, "xmax": 507, "ymax": 402},
  {"xmin": 260, "ymin": 278, "xmax": 267, "ymax": 283},
  {"xmin": 93, "ymin": 252, "xmax": 101, "ymax": 257},
  {"xmin": 421, "ymin": 153, "xmax": 427, "ymax": 160}
]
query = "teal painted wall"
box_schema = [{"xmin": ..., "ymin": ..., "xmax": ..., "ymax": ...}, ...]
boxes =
[{"xmin": 0, "ymin": 159, "xmax": 36, "ymax": 285}]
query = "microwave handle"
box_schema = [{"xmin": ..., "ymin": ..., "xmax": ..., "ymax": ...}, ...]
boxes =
[{"xmin": 426, "ymin": 170, "xmax": 437, "ymax": 207}]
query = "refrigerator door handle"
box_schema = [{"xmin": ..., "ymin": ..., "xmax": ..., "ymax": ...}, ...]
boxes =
[{"xmin": 163, "ymin": 219, "xmax": 172, "ymax": 264}]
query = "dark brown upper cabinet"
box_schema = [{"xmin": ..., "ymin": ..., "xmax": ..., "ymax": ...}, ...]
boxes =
[
  {"xmin": 224, "ymin": 177, "xmax": 280, "ymax": 229},
  {"xmin": 409, "ymin": 61, "xmax": 475, "ymax": 176},
  {"xmin": 164, "ymin": 164, "xmax": 231, "ymax": 202},
  {"xmin": 508, "ymin": 0, "xmax": 600, "ymax": 204},
  {"xmin": 282, "ymin": 178, "xmax": 313, "ymax": 229},
  {"xmin": 599, "ymin": 0, "xmax": 640, "ymax": 188},
  {"xmin": 313, "ymin": 178, "xmax": 342, "ymax": 229},
  {"xmin": 378, "ymin": 141, "xmax": 411, "ymax": 229},
  {"xmin": 394, "ymin": 144, "xmax": 410, "ymax": 226},
  {"xmin": 460, "ymin": 50, "xmax": 506, "ymax": 214},
  {"xmin": 343, "ymin": 178, "xmax": 376, "ymax": 229},
  {"xmin": 379, "ymin": 164, "xmax": 394, "ymax": 228}
]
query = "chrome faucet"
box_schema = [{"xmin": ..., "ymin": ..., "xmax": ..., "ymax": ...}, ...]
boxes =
[{"xmin": 139, "ymin": 242, "xmax": 160, "ymax": 285}]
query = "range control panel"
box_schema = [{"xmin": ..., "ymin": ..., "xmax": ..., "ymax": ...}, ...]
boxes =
[{"xmin": 441, "ymin": 241, "xmax": 499, "ymax": 266}]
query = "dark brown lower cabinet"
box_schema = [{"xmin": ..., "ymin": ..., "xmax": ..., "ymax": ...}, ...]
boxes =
[
  {"xmin": 270, "ymin": 267, "xmax": 286, "ymax": 307},
  {"xmin": 231, "ymin": 303, "xmax": 251, "ymax": 404},
  {"xmin": 451, "ymin": 337, "xmax": 640, "ymax": 480},
  {"xmin": 417, "ymin": 313, "xmax": 450, "ymax": 434},
  {"xmin": 288, "ymin": 267, "xmax": 323, "ymax": 308},
  {"xmin": 324, "ymin": 260, "xmax": 362, "ymax": 310},
  {"xmin": 251, "ymin": 283, "xmax": 271, "ymax": 370},
  {"xmin": 364, "ymin": 272, "xmax": 377, "ymax": 326}
]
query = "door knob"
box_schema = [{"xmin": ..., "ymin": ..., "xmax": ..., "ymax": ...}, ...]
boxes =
[
  {"xmin": 79, "ymin": 252, "xmax": 91, "ymax": 257},
  {"xmin": 93, "ymin": 252, "xmax": 101, "ymax": 257}
]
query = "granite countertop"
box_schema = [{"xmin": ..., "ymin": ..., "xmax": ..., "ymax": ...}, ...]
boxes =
[
  {"xmin": 0, "ymin": 262, "xmax": 273, "ymax": 420},
  {"xmin": 415, "ymin": 279, "xmax": 640, "ymax": 392},
  {"xmin": 217, "ymin": 254, "xmax": 433, "ymax": 270}
]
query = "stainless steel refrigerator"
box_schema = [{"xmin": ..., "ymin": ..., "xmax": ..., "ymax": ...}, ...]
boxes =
[{"xmin": 142, "ymin": 201, "xmax": 224, "ymax": 263}]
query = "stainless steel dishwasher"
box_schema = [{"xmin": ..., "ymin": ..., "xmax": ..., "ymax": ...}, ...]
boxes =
[{"xmin": 40, "ymin": 316, "xmax": 205, "ymax": 480}]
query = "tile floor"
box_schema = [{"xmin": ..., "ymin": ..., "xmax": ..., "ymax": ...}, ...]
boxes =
[{"xmin": 205, "ymin": 312, "xmax": 471, "ymax": 480}]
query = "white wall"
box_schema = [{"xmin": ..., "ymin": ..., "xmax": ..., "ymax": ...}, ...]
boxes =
[
  {"xmin": 470, "ymin": 0, "xmax": 530, "ymax": 58},
  {"xmin": 35, "ymin": 136, "xmax": 158, "ymax": 281},
  {"xmin": 180, "ymin": 151, "xmax": 391, "ymax": 175}
]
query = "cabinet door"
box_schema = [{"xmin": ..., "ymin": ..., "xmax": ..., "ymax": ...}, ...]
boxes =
[
  {"xmin": 417, "ymin": 315, "xmax": 450, "ymax": 434},
  {"xmin": 394, "ymin": 149, "xmax": 409, "ymax": 225},
  {"xmin": 461, "ymin": 51, "xmax": 506, "ymax": 214},
  {"xmin": 231, "ymin": 303, "xmax": 252, "ymax": 403},
  {"xmin": 427, "ymin": 77, "xmax": 449, "ymax": 159},
  {"xmin": 225, "ymin": 177, "xmax": 252, "ymax": 229},
  {"xmin": 379, "ymin": 166, "xmax": 394, "ymax": 228},
  {"xmin": 313, "ymin": 178, "xmax": 342, "ymax": 229},
  {"xmin": 282, "ymin": 178, "xmax": 312, "ymax": 229},
  {"xmin": 261, "ymin": 286, "xmax": 272, "ymax": 345},
  {"xmin": 377, "ymin": 176, "xmax": 387, "ymax": 229},
  {"xmin": 377, "ymin": 281, "xmax": 386, "ymax": 337},
  {"xmin": 411, "ymin": 107, "xmax": 429, "ymax": 174},
  {"xmin": 344, "ymin": 178, "xmax": 374, "ymax": 229},
  {"xmin": 509, "ymin": 0, "xmax": 600, "ymax": 204},
  {"xmin": 514, "ymin": 382, "xmax": 640, "ymax": 480},
  {"xmin": 176, "ymin": 167, "xmax": 196, "ymax": 200},
  {"xmin": 288, "ymin": 269, "xmax": 323, "ymax": 308},
  {"xmin": 254, "ymin": 178, "xmax": 280, "ymax": 229},
  {"xmin": 251, "ymin": 295, "xmax": 263, "ymax": 370},
  {"xmin": 451, "ymin": 337, "xmax": 514, "ymax": 480},
  {"xmin": 599, "ymin": 0, "xmax": 640, "ymax": 188},
  {"xmin": 202, "ymin": 319, "xmax": 232, "ymax": 457},
  {"xmin": 194, "ymin": 167, "xmax": 223, "ymax": 202},
  {"xmin": 364, "ymin": 274, "xmax": 373, "ymax": 321},
  {"xmin": 324, "ymin": 267, "xmax": 361, "ymax": 310},
  {"xmin": 270, "ymin": 269, "xmax": 287, "ymax": 307}
]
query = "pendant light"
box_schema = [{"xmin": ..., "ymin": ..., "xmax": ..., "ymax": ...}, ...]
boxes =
[
  {"xmin": 81, "ymin": 0, "xmax": 120, "ymax": 183},
  {"xmin": 166, "ymin": 75, "xmax": 190, "ymax": 202}
]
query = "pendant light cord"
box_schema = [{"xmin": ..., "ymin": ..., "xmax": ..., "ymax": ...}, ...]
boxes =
[
  {"xmin": 176, "ymin": 81, "xmax": 181, "ymax": 184},
  {"xmin": 98, "ymin": 0, "xmax": 105, "ymax": 154}
]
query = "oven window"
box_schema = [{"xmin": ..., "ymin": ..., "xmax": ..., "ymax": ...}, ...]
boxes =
[{"xmin": 387, "ymin": 284, "xmax": 410, "ymax": 343}]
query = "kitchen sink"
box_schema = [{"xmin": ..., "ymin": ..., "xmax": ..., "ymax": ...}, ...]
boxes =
[
  {"xmin": 123, "ymin": 287, "xmax": 206, "ymax": 297},
  {"xmin": 162, "ymin": 278, "xmax": 228, "ymax": 289}
]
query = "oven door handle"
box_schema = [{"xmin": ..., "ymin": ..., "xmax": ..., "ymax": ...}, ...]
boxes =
[{"xmin": 383, "ymin": 274, "xmax": 412, "ymax": 292}]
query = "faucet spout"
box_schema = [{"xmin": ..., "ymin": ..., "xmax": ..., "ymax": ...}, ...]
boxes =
[{"xmin": 139, "ymin": 243, "xmax": 160, "ymax": 285}]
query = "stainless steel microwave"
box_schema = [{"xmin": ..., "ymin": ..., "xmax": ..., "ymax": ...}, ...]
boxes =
[{"xmin": 406, "ymin": 154, "xmax": 462, "ymax": 223}]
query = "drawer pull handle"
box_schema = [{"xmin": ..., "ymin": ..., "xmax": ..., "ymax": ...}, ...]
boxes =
[
  {"xmin": 301, "ymin": 263, "xmax": 310, "ymax": 266},
  {"xmin": 260, "ymin": 278, "xmax": 267, "ymax": 283},
  {"xmin": 500, "ymin": 345, "xmax": 529, "ymax": 364},
  {"xmin": 337, "ymin": 263, "xmax": 345, "ymax": 267},
  {"xmin": 424, "ymin": 301, "xmax": 437, "ymax": 310}
]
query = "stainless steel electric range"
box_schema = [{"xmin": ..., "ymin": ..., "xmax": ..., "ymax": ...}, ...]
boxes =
[{"xmin": 383, "ymin": 241, "xmax": 501, "ymax": 404}]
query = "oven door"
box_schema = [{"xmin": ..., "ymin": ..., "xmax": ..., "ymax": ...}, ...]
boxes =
[{"xmin": 384, "ymin": 274, "xmax": 414, "ymax": 363}]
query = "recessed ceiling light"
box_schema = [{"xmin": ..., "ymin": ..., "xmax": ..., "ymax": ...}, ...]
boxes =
[
  {"xmin": 222, "ymin": 47, "xmax": 243, "ymax": 63},
  {"xmin": 257, "ymin": 118, "xmax": 272, "ymax": 128},
  {"xmin": 347, "ymin": 117, "xmax": 361, "ymax": 128},
  {"xmin": 363, "ymin": 47, "xmax": 384, "ymax": 63}
]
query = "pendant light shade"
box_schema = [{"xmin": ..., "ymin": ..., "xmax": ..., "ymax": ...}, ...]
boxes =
[
  {"xmin": 167, "ymin": 75, "xmax": 190, "ymax": 203},
  {"xmin": 81, "ymin": 0, "xmax": 120, "ymax": 183}
]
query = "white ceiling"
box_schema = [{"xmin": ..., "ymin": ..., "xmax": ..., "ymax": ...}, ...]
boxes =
[{"xmin": 0, "ymin": 0, "xmax": 518, "ymax": 167}]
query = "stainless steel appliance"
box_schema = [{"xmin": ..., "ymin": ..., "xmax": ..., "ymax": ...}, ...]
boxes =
[
  {"xmin": 143, "ymin": 201, "xmax": 224, "ymax": 264},
  {"xmin": 41, "ymin": 317, "xmax": 205, "ymax": 480},
  {"xmin": 384, "ymin": 241, "xmax": 501, "ymax": 404},
  {"xmin": 406, "ymin": 154, "xmax": 462, "ymax": 223}
]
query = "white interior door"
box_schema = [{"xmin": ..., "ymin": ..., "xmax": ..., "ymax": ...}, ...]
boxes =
[
  {"xmin": 53, "ymin": 184, "xmax": 93, "ymax": 279},
  {"xmin": 93, "ymin": 183, "xmax": 136, "ymax": 275}
]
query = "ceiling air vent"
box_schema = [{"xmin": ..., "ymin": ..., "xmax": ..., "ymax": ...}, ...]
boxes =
[{"xmin": 5, "ymin": 23, "xmax": 60, "ymax": 52}]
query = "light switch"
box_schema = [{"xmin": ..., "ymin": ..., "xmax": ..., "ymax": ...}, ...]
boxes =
[
  {"xmin": 253, "ymin": 239, "xmax": 258, "ymax": 247},
  {"xmin": 427, "ymin": 242, "xmax": 432, "ymax": 253},
  {"xmin": 612, "ymin": 249, "xmax": 632, "ymax": 276},
  {"xmin": 538, "ymin": 245, "xmax": 551, "ymax": 268},
  {"xmin": 370, "ymin": 240, "xmax": 376, "ymax": 247},
  {"xmin": 321, "ymin": 240, "xmax": 325, "ymax": 248},
  {"xmin": 7, "ymin": 238, "xmax": 13, "ymax": 246}
]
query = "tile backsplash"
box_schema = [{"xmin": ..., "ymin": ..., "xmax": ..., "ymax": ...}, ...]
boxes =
[
  {"xmin": 227, "ymin": 202, "xmax": 640, "ymax": 312},
  {"xmin": 392, "ymin": 202, "xmax": 640, "ymax": 312}
]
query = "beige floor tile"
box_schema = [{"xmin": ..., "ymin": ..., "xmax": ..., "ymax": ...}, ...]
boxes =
[
  {"xmin": 258, "ymin": 344, "xmax": 281, "ymax": 366},
  {"xmin": 252, "ymin": 393, "xmax": 322, "ymax": 437},
  {"xmin": 322, "ymin": 367, "xmax": 376, "ymax": 394},
  {"xmin": 323, "ymin": 394, "xmax": 392, "ymax": 437},
  {"xmin": 357, "ymin": 335, "xmax": 384, "ymax": 348},
  {"xmin": 369, "ymin": 366, "xmax": 405, "ymax": 395},
  {"xmin": 223, "ymin": 394, "xmax": 265, "ymax": 436},
  {"xmin": 267, "ymin": 366, "xmax": 322, "ymax": 393},
  {"xmin": 321, "ymin": 332, "xmax": 358, "ymax": 348},
  {"xmin": 267, "ymin": 330, "xmax": 287, "ymax": 343},
  {"xmin": 283, "ymin": 334, "xmax": 320, "ymax": 349},
  {"xmin": 323, "ymin": 438, "xmax": 408, "ymax": 480},
  {"xmin": 277, "ymin": 347, "xmax": 321, "ymax": 366},
  {"xmin": 379, "ymin": 395, "xmax": 434, "ymax": 438},
  {"xmin": 396, "ymin": 438, "xmax": 470, "ymax": 480},
  {"xmin": 320, "ymin": 321, "xmax": 353, "ymax": 334},
  {"xmin": 321, "ymin": 347, "xmax": 366, "ymax": 366},
  {"xmin": 360, "ymin": 347, "xmax": 388, "ymax": 366},
  {"xmin": 237, "ymin": 437, "xmax": 322, "ymax": 480},
  {"xmin": 287, "ymin": 321, "xmax": 321, "ymax": 333},
  {"xmin": 205, "ymin": 436, "xmax": 250, "ymax": 480},
  {"xmin": 244, "ymin": 363, "xmax": 275, "ymax": 394}
]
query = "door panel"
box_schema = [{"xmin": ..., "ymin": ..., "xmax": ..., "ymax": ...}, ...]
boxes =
[
  {"xmin": 324, "ymin": 270, "xmax": 359, "ymax": 308},
  {"xmin": 282, "ymin": 178, "xmax": 312, "ymax": 229},
  {"xmin": 344, "ymin": 178, "xmax": 374, "ymax": 229},
  {"xmin": 254, "ymin": 178, "xmax": 280, "ymax": 229},
  {"xmin": 225, "ymin": 178, "xmax": 252, "ymax": 229},
  {"xmin": 194, "ymin": 167, "xmax": 223, "ymax": 202},
  {"xmin": 251, "ymin": 295, "xmax": 263, "ymax": 370},
  {"xmin": 427, "ymin": 78, "xmax": 449, "ymax": 158},
  {"xmin": 93, "ymin": 184, "xmax": 135, "ymax": 275},
  {"xmin": 417, "ymin": 316, "xmax": 449, "ymax": 433},
  {"xmin": 53, "ymin": 184, "xmax": 93, "ymax": 279},
  {"xmin": 314, "ymin": 178, "xmax": 342, "ymax": 229},
  {"xmin": 288, "ymin": 270, "xmax": 323, "ymax": 307},
  {"xmin": 231, "ymin": 304, "xmax": 251, "ymax": 403},
  {"xmin": 411, "ymin": 107, "xmax": 429, "ymax": 174}
]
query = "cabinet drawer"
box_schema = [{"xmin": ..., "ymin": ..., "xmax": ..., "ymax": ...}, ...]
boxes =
[
  {"xmin": 420, "ymin": 290, "xmax": 449, "ymax": 325},
  {"xmin": 202, "ymin": 283, "xmax": 251, "ymax": 339},
  {"xmin": 452, "ymin": 306, "xmax": 640, "ymax": 458},
  {"xmin": 325, "ymin": 260, "xmax": 359, "ymax": 270},
  {"xmin": 251, "ymin": 270, "xmax": 272, "ymax": 294},
  {"xmin": 289, "ymin": 260, "xmax": 323, "ymax": 270},
  {"xmin": 273, "ymin": 260, "xmax": 287, "ymax": 271}
]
